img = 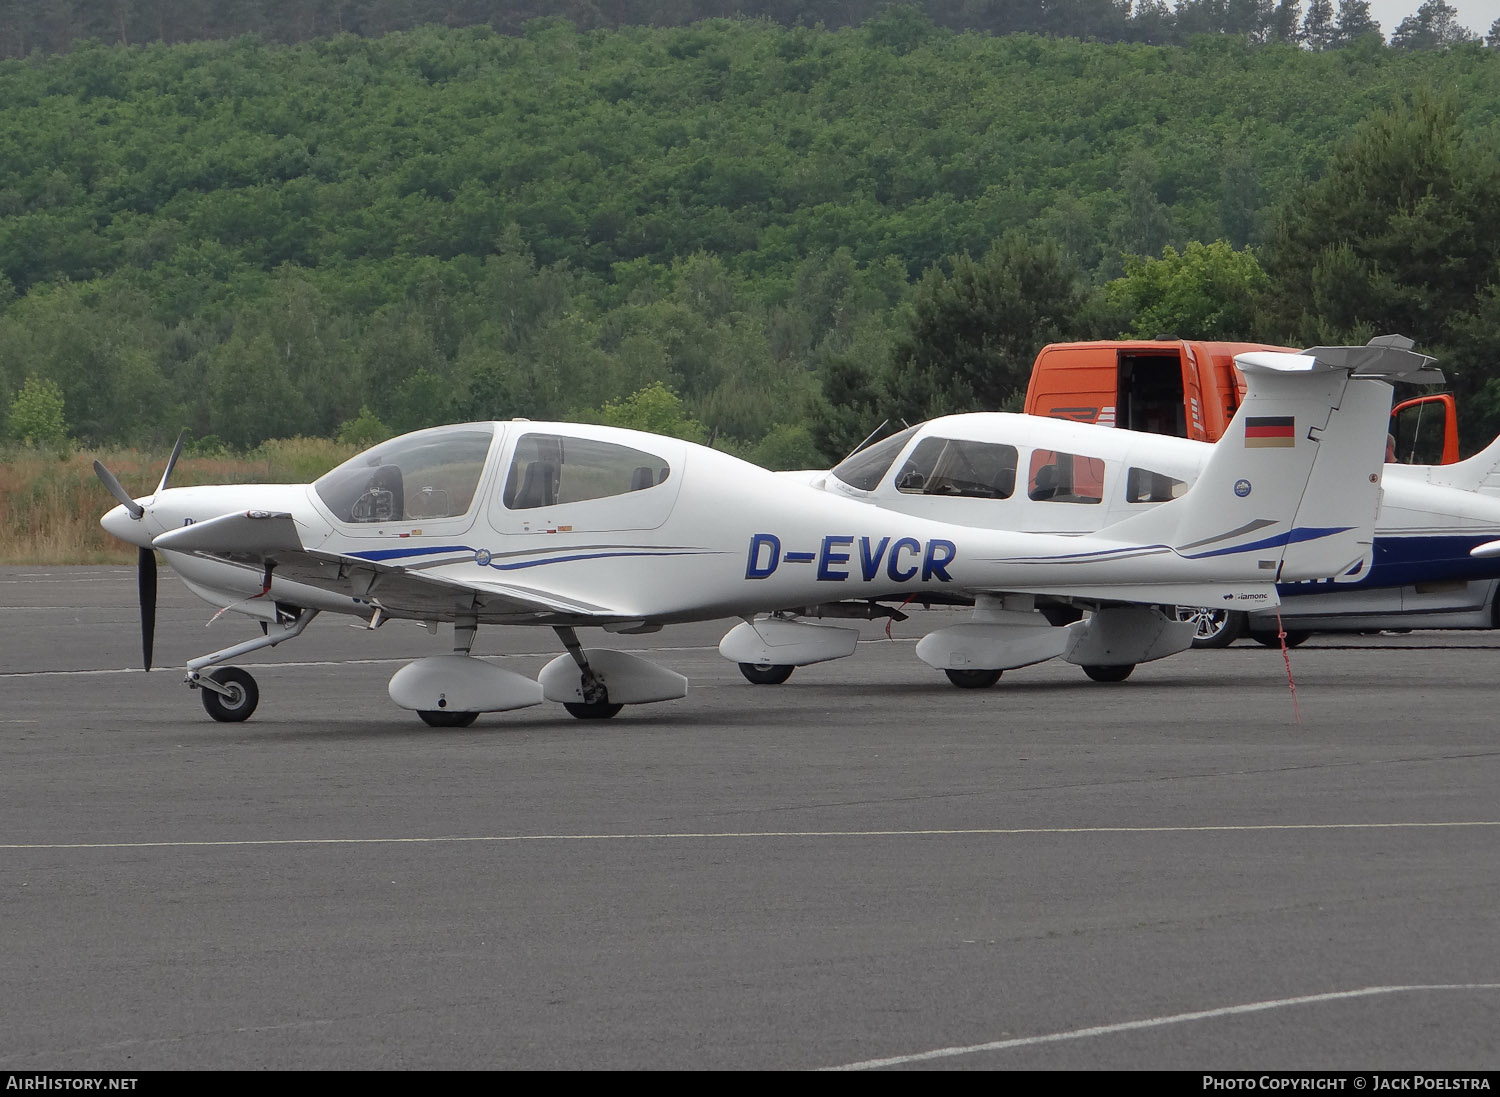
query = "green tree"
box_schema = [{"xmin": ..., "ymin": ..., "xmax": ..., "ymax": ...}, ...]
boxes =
[
  {"xmin": 1259, "ymin": 94, "xmax": 1500, "ymax": 446},
  {"xmin": 1391, "ymin": 1, "xmax": 1476, "ymax": 49},
  {"xmin": 335, "ymin": 405, "xmax": 392, "ymax": 448},
  {"xmin": 1332, "ymin": 0, "xmax": 1382, "ymax": 45},
  {"xmin": 1106, "ymin": 241, "xmax": 1269, "ymax": 340},
  {"xmin": 1269, "ymin": 0, "xmax": 1302, "ymax": 43},
  {"xmin": 6, "ymin": 375, "xmax": 67, "ymax": 447},
  {"xmin": 749, "ymin": 423, "xmax": 823, "ymax": 471},
  {"xmin": 1302, "ymin": 0, "xmax": 1335, "ymax": 48},
  {"xmin": 884, "ymin": 235, "xmax": 1102, "ymax": 425},
  {"xmin": 590, "ymin": 382, "xmax": 706, "ymax": 443}
]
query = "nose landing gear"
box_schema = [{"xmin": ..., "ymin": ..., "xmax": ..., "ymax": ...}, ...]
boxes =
[{"xmin": 185, "ymin": 609, "xmax": 320, "ymax": 723}]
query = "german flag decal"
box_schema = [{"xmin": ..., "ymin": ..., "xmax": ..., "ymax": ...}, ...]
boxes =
[{"xmin": 1245, "ymin": 415, "xmax": 1295, "ymax": 448}]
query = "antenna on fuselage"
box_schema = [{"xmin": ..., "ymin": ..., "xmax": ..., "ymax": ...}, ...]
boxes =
[{"xmin": 841, "ymin": 419, "xmax": 891, "ymax": 462}]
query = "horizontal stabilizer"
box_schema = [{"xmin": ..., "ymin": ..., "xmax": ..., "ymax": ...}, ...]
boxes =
[{"xmin": 1298, "ymin": 334, "xmax": 1442, "ymax": 384}]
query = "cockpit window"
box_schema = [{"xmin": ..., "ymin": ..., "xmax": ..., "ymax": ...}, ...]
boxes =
[
  {"xmin": 315, "ymin": 425, "xmax": 495, "ymax": 524},
  {"xmin": 1126, "ymin": 467, "xmax": 1186, "ymax": 503},
  {"xmin": 894, "ymin": 437, "xmax": 1018, "ymax": 499},
  {"xmin": 1027, "ymin": 449, "xmax": 1104, "ymax": 504},
  {"xmin": 830, "ymin": 426, "xmax": 920, "ymax": 491},
  {"xmin": 503, "ymin": 433, "xmax": 670, "ymax": 510}
]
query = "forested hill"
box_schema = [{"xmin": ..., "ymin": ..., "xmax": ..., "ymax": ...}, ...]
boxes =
[
  {"xmin": 5, "ymin": 1, "xmax": 1494, "ymax": 58},
  {"xmin": 3, "ymin": 18, "xmax": 1499, "ymax": 460}
]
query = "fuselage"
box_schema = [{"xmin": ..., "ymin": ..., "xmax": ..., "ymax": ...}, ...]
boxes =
[
  {"xmin": 802, "ymin": 412, "xmax": 1500, "ymax": 594},
  {"xmin": 102, "ymin": 418, "xmax": 1345, "ymax": 627}
]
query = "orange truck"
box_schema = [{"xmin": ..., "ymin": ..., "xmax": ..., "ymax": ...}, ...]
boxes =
[{"xmin": 1023, "ymin": 339, "xmax": 1458, "ymax": 464}]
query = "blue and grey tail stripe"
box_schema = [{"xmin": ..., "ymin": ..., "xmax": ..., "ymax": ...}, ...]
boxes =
[
  {"xmin": 991, "ymin": 525, "xmax": 1352, "ymax": 566},
  {"xmin": 1180, "ymin": 526, "xmax": 1353, "ymax": 561}
]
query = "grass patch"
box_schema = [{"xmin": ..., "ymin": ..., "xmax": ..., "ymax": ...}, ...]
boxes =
[{"xmin": 0, "ymin": 438, "xmax": 355, "ymax": 565}]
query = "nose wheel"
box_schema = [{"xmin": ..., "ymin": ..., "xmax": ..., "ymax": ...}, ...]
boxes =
[
  {"xmin": 418, "ymin": 709, "xmax": 479, "ymax": 728},
  {"xmin": 198, "ymin": 667, "xmax": 260, "ymax": 722}
]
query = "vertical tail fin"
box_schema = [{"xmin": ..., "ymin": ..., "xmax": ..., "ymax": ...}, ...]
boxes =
[{"xmin": 1100, "ymin": 340, "xmax": 1438, "ymax": 583}]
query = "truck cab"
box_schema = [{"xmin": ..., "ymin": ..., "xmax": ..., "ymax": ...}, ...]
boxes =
[{"xmin": 1024, "ymin": 338, "xmax": 1458, "ymax": 463}]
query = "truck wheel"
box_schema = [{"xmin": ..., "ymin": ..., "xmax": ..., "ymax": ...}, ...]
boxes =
[{"xmin": 1173, "ymin": 606, "xmax": 1245, "ymax": 648}]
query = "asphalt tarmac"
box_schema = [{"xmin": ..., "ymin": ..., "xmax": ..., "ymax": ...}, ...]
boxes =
[{"xmin": 1, "ymin": 566, "xmax": 1497, "ymax": 1071}]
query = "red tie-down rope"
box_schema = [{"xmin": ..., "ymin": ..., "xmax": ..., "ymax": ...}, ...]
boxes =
[
  {"xmin": 1277, "ymin": 610, "xmax": 1301, "ymax": 724},
  {"xmin": 886, "ymin": 594, "xmax": 918, "ymax": 639}
]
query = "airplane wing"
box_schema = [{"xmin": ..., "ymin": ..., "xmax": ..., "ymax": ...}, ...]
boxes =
[
  {"xmin": 151, "ymin": 510, "xmax": 629, "ymax": 622},
  {"xmin": 968, "ymin": 582, "xmax": 1280, "ymax": 610}
]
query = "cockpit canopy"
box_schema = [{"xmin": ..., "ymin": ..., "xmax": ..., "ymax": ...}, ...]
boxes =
[{"xmin": 315, "ymin": 424, "xmax": 495, "ymax": 524}]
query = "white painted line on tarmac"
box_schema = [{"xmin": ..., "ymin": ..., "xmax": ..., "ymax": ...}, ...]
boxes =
[
  {"xmin": 4, "ymin": 819, "xmax": 1497, "ymax": 851},
  {"xmin": 0, "ymin": 659, "xmax": 417, "ymax": 678},
  {"xmin": 0, "ymin": 641, "xmax": 858, "ymax": 677},
  {"xmin": 822, "ymin": 984, "xmax": 1500, "ymax": 1070}
]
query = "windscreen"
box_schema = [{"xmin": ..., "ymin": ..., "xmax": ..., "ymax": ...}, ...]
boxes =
[
  {"xmin": 830, "ymin": 426, "xmax": 920, "ymax": 491},
  {"xmin": 315, "ymin": 425, "xmax": 495, "ymax": 523}
]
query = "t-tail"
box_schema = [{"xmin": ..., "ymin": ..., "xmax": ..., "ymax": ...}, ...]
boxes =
[{"xmin": 1098, "ymin": 337, "xmax": 1439, "ymax": 584}]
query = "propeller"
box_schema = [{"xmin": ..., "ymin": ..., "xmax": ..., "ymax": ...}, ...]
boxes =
[
  {"xmin": 138, "ymin": 545, "xmax": 157, "ymax": 671},
  {"xmin": 93, "ymin": 431, "xmax": 187, "ymax": 672},
  {"xmin": 155, "ymin": 430, "xmax": 185, "ymax": 497},
  {"xmin": 93, "ymin": 460, "xmax": 144, "ymax": 519}
]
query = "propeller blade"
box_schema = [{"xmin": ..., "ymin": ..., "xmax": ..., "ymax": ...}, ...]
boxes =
[
  {"xmin": 154, "ymin": 430, "xmax": 187, "ymax": 497},
  {"xmin": 138, "ymin": 546, "xmax": 157, "ymax": 672},
  {"xmin": 94, "ymin": 460, "xmax": 144, "ymax": 519}
]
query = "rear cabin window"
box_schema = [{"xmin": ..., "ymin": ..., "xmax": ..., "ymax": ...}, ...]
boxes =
[
  {"xmin": 502, "ymin": 434, "xmax": 670, "ymax": 510},
  {"xmin": 830, "ymin": 426, "xmax": 920, "ymax": 491},
  {"xmin": 894, "ymin": 437, "xmax": 1018, "ymax": 499},
  {"xmin": 1027, "ymin": 449, "xmax": 1105, "ymax": 504},
  {"xmin": 1126, "ymin": 467, "xmax": 1187, "ymax": 503}
]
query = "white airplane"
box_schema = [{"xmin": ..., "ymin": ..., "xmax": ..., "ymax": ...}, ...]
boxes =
[
  {"xmin": 96, "ymin": 345, "xmax": 1408, "ymax": 725},
  {"xmin": 726, "ymin": 340, "xmax": 1500, "ymax": 685}
]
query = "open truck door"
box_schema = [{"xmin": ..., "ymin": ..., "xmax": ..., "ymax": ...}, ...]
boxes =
[{"xmin": 1390, "ymin": 393, "xmax": 1459, "ymax": 465}]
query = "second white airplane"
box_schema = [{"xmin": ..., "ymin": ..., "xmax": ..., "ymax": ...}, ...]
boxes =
[{"xmin": 725, "ymin": 340, "xmax": 1495, "ymax": 686}]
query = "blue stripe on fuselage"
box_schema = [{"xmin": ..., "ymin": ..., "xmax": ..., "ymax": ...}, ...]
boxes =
[
  {"xmin": 1279, "ymin": 532, "xmax": 1500, "ymax": 596},
  {"xmin": 1180, "ymin": 526, "xmax": 1351, "ymax": 560},
  {"xmin": 348, "ymin": 545, "xmax": 472, "ymax": 562}
]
